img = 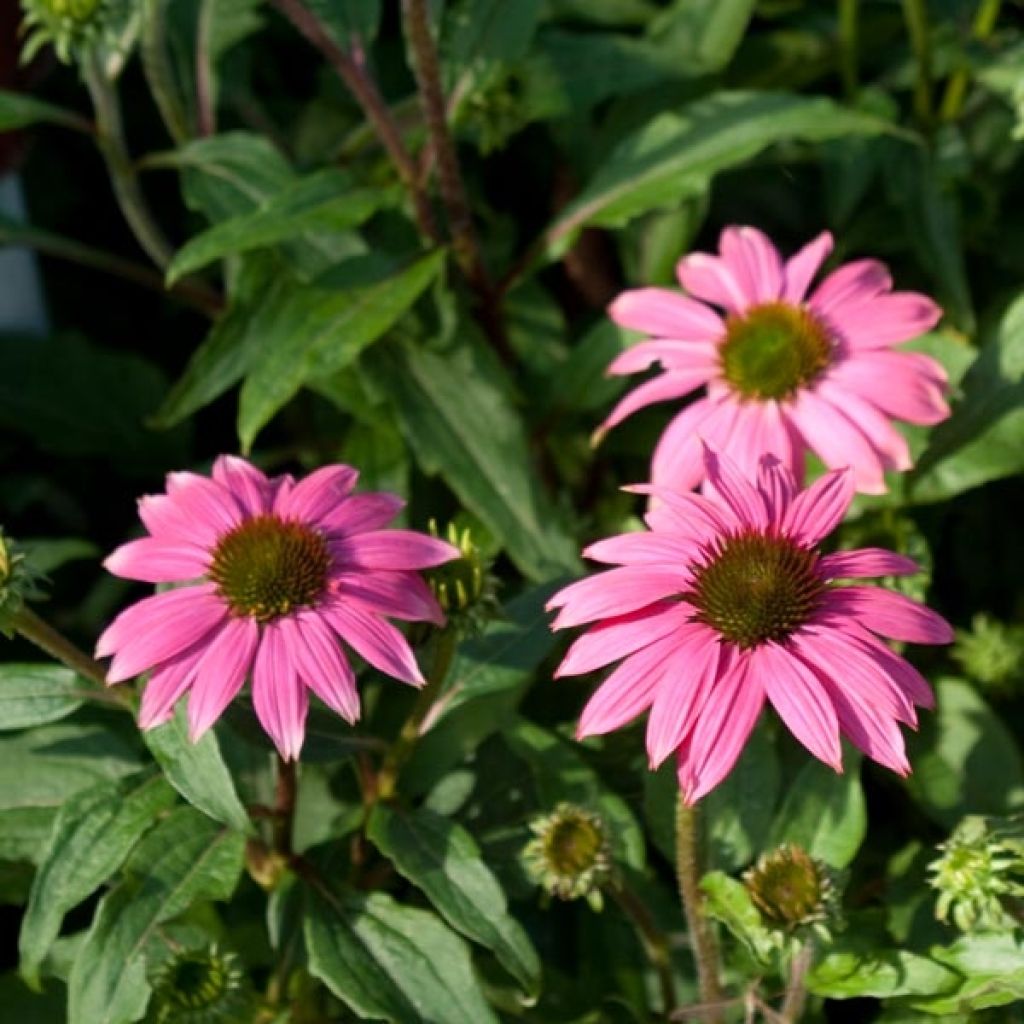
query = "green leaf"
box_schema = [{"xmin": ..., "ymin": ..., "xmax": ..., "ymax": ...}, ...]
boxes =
[
  {"xmin": 367, "ymin": 804, "xmax": 541, "ymax": 997},
  {"xmin": 443, "ymin": 0, "xmax": 542, "ymax": 92},
  {"xmin": 143, "ymin": 704, "xmax": 251, "ymax": 833},
  {"xmin": 303, "ymin": 881, "xmax": 500, "ymax": 1024},
  {"xmin": 197, "ymin": 0, "xmax": 264, "ymax": 119},
  {"xmin": 167, "ymin": 170, "xmax": 389, "ymax": 284},
  {"xmin": 68, "ymin": 807, "xmax": 245, "ymax": 1024},
  {"xmin": 0, "ymin": 90, "xmax": 88, "ymax": 132},
  {"xmin": 808, "ymin": 944, "xmax": 960, "ymax": 1000},
  {"xmin": 18, "ymin": 538, "xmax": 99, "ymax": 575},
  {"xmin": 699, "ymin": 871, "xmax": 775, "ymax": 963},
  {"xmin": 0, "ymin": 665, "xmax": 88, "ymax": 731},
  {"xmin": 305, "ymin": 0, "xmax": 382, "ymax": 48},
  {"xmin": 768, "ymin": 753, "xmax": 866, "ymax": 868},
  {"xmin": 368, "ymin": 336, "xmax": 580, "ymax": 580},
  {"xmin": 911, "ymin": 292, "xmax": 1024, "ymax": 502},
  {"xmin": 544, "ymin": 91, "xmax": 890, "ymax": 258},
  {"xmin": 649, "ymin": 0, "xmax": 756, "ymax": 74},
  {"xmin": 19, "ymin": 773, "xmax": 177, "ymax": 986},
  {"xmin": 921, "ymin": 933, "xmax": 1024, "ymax": 1013},
  {"xmin": 905, "ymin": 677, "xmax": 1024, "ymax": 827}
]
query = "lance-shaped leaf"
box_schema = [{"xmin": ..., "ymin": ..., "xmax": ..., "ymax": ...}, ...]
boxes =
[{"xmin": 0, "ymin": 665, "xmax": 88, "ymax": 731}]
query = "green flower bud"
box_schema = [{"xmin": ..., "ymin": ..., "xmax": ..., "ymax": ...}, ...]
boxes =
[
  {"xmin": 0, "ymin": 529, "xmax": 45, "ymax": 639},
  {"xmin": 426, "ymin": 519, "xmax": 499, "ymax": 631},
  {"xmin": 952, "ymin": 614, "xmax": 1024, "ymax": 697},
  {"xmin": 150, "ymin": 944, "xmax": 255, "ymax": 1024},
  {"xmin": 20, "ymin": 0, "xmax": 119, "ymax": 64},
  {"xmin": 743, "ymin": 844, "xmax": 839, "ymax": 940},
  {"xmin": 928, "ymin": 815, "xmax": 1024, "ymax": 932},
  {"xmin": 523, "ymin": 803, "xmax": 612, "ymax": 910}
]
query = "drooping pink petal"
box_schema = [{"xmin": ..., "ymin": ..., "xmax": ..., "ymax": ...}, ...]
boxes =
[
  {"xmin": 332, "ymin": 530, "xmax": 459, "ymax": 571},
  {"xmin": 831, "ymin": 351, "xmax": 949, "ymax": 426},
  {"xmin": 756, "ymin": 642, "xmax": 842, "ymax": 770},
  {"xmin": 843, "ymin": 624, "xmax": 936, "ymax": 708},
  {"xmin": 212, "ymin": 455, "xmax": 272, "ymax": 517},
  {"xmin": 252, "ymin": 622, "xmax": 308, "ymax": 760},
  {"xmin": 815, "ymin": 380, "xmax": 912, "ymax": 471},
  {"xmin": 547, "ymin": 566, "xmax": 690, "ymax": 630},
  {"xmin": 607, "ymin": 340, "xmax": 720, "ymax": 376},
  {"xmin": 821, "ymin": 586, "xmax": 954, "ymax": 644},
  {"xmin": 323, "ymin": 601, "xmax": 424, "ymax": 686},
  {"xmin": 702, "ymin": 443, "xmax": 770, "ymax": 529},
  {"xmin": 783, "ymin": 467, "xmax": 854, "ymax": 546},
  {"xmin": 818, "ymin": 548, "xmax": 919, "ymax": 580},
  {"xmin": 165, "ymin": 472, "xmax": 243, "ymax": 536},
  {"xmin": 283, "ymin": 613, "xmax": 360, "ymax": 723},
  {"xmin": 609, "ymin": 288, "xmax": 724, "ymax": 340},
  {"xmin": 318, "ymin": 493, "xmax": 405, "ymax": 537},
  {"xmin": 582, "ymin": 532, "xmax": 702, "ymax": 567},
  {"xmin": 332, "ymin": 570, "xmax": 444, "ymax": 626},
  {"xmin": 648, "ymin": 396, "xmax": 719, "ymax": 493},
  {"xmin": 722, "ymin": 399, "xmax": 796, "ymax": 482},
  {"xmin": 104, "ymin": 538, "xmax": 209, "ymax": 584},
  {"xmin": 833, "ymin": 292, "xmax": 942, "ymax": 349},
  {"xmin": 809, "ymin": 259, "xmax": 892, "ymax": 317},
  {"xmin": 277, "ymin": 465, "xmax": 359, "ymax": 523},
  {"xmin": 677, "ymin": 653, "xmax": 765, "ymax": 804},
  {"xmin": 137, "ymin": 641, "xmax": 207, "ymax": 729},
  {"xmin": 676, "ymin": 252, "xmax": 752, "ymax": 312},
  {"xmin": 645, "ymin": 626, "xmax": 721, "ymax": 768},
  {"xmin": 555, "ymin": 601, "xmax": 695, "ymax": 678},
  {"xmin": 757, "ymin": 453, "xmax": 797, "ymax": 521},
  {"xmin": 719, "ymin": 226, "xmax": 784, "ymax": 305},
  {"xmin": 187, "ymin": 616, "xmax": 260, "ymax": 741},
  {"xmin": 783, "ymin": 231, "xmax": 833, "ymax": 304},
  {"xmin": 97, "ymin": 584, "xmax": 228, "ymax": 683},
  {"xmin": 629, "ymin": 482, "xmax": 736, "ymax": 539},
  {"xmin": 599, "ymin": 370, "xmax": 714, "ymax": 434}
]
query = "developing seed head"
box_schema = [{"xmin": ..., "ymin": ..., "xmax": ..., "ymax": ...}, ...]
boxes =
[
  {"xmin": 150, "ymin": 944, "xmax": 254, "ymax": 1024},
  {"xmin": 743, "ymin": 844, "xmax": 839, "ymax": 938},
  {"xmin": 523, "ymin": 803, "xmax": 612, "ymax": 910}
]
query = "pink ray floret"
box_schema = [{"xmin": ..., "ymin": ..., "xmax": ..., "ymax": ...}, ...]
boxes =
[
  {"xmin": 600, "ymin": 226, "xmax": 949, "ymax": 494},
  {"xmin": 548, "ymin": 446, "xmax": 953, "ymax": 804},
  {"xmin": 98, "ymin": 456, "xmax": 458, "ymax": 760}
]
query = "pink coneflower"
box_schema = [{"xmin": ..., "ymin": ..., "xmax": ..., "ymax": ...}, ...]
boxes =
[
  {"xmin": 548, "ymin": 446, "xmax": 952, "ymax": 804},
  {"xmin": 599, "ymin": 226, "xmax": 948, "ymax": 494},
  {"xmin": 97, "ymin": 457, "xmax": 458, "ymax": 760}
]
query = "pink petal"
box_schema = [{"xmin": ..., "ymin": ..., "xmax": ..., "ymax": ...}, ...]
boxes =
[
  {"xmin": 820, "ymin": 586, "xmax": 953, "ymax": 645},
  {"xmin": 187, "ymin": 616, "xmax": 259, "ymax": 741},
  {"xmin": 582, "ymin": 532, "xmax": 701, "ymax": 567},
  {"xmin": 843, "ymin": 624, "xmax": 935, "ymax": 708},
  {"xmin": 676, "ymin": 251, "xmax": 751, "ymax": 312},
  {"xmin": 677, "ymin": 652, "xmax": 765, "ymax": 804},
  {"xmin": 629, "ymin": 483, "xmax": 735, "ymax": 539},
  {"xmin": 137, "ymin": 641, "xmax": 206, "ymax": 729},
  {"xmin": 165, "ymin": 472, "xmax": 243, "ymax": 536},
  {"xmin": 332, "ymin": 530, "xmax": 459, "ymax": 571},
  {"xmin": 719, "ymin": 226, "xmax": 784, "ymax": 305},
  {"xmin": 649, "ymin": 396, "xmax": 719, "ymax": 493},
  {"xmin": 809, "ymin": 259, "xmax": 892, "ymax": 317},
  {"xmin": 556, "ymin": 601, "xmax": 695, "ymax": 678},
  {"xmin": 324, "ymin": 601, "xmax": 424, "ymax": 685},
  {"xmin": 576, "ymin": 634, "xmax": 681, "ymax": 738},
  {"xmin": 757, "ymin": 454, "xmax": 797, "ymax": 522},
  {"xmin": 831, "ymin": 351, "xmax": 949, "ymax": 426},
  {"xmin": 722, "ymin": 400, "xmax": 797, "ymax": 482},
  {"xmin": 701, "ymin": 444, "xmax": 768, "ymax": 530},
  {"xmin": 212, "ymin": 455, "xmax": 272, "ymax": 517},
  {"xmin": 607, "ymin": 340, "xmax": 720, "ymax": 376},
  {"xmin": 608, "ymin": 288, "xmax": 724, "ymax": 340},
  {"xmin": 818, "ymin": 548, "xmax": 919, "ymax": 580},
  {"xmin": 599, "ymin": 371, "xmax": 713, "ymax": 434},
  {"xmin": 834, "ymin": 292, "xmax": 942, "ymax": 349},
  {"xmin": 252, "ymin": 622, "xmax": 308, "ymax": 760},
  {"xmin": 816, "ymin": 379, "xmax": 912, "ymax": 471},
  {"xmin": 646, "ymin": 627, "xmax": 721, "ymax": 768},
  {"xmin": 318, "ymin": 493, "xmax": 405, "ymax": 536},
  {"xmin": 547, "ymin": 566, "xmax": 690, "ymax": 630},
  {"xmin": 104, "ymin": 538, "xmax": 209, "ymax": 584},
  {"xmin": 332, "ymin": 570, "xmax": 444, "ymax": 626},
  {"xmin": 283, "ymin": 613, "xmax": 360, "ymax": 723},
  {"xmin": 137, "ymin": 494, "xmax": 221, "ymax": 549},
  {"xmin": 97, "ymin": 584, "xmax": 228, "ymax": 683},
  {"xmin": 783, "ymin": 231, "xmax": 833, "ymax": 304},
  {"xmin": 783, "ymin": 467, "xmax": 854, "ymax": 546},
  {"xmin": 277, "ymin": 465, "xmax": 359, "ymax": 523}
]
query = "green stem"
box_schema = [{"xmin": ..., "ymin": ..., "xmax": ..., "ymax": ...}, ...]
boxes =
[
  {"xmin": 610, "ymin": 878, "xmax": 676, "ymax": 1015},
  {"xmin": 675, "ymin": 796, "xmax": 724, "ymax": 1023},
  {"xmin": 376, "ymin": 629, "xmax": 457, "ymax": 801},
  {"xmin": 939, "ymin": 0, "xmax": 1003, "ymax": 121},
  {"xmin": 838, "ymin": 0, "xmax": 860, "ymax": 101},
  {"xmin": 140, "ymin": 0, "xmax": 191, "ymax": 145},
  {"xmin": 780, "ymin": 942, "xmax": 814, "ymax": 1022},
  {"xmin": 84, "ymin": 59, "xmax": 175, "ymax": 270},
  {"xmin": 901, "ymin": 0, "xmax": 935, "ymax": 128}
]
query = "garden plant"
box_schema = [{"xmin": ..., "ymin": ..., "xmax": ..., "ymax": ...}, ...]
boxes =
[{"xmin": 2, "ymin": 0, "xmax": 1024, "ymax": 1021}]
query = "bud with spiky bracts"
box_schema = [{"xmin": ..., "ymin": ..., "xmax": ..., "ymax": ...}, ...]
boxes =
[
  {"xmin": 743, "ymin": 844, "xmax": 840, "ymax": 942},
  {"xmin": 928, "ymin": 814, "xmax": 1024, "ymax": 932},
  {"xmin": 0, "ymin": 529, "xmax": 46, "ymax": 639},
  {"xmin": 19, "ymin": 0, "xmax": 129, "ymax": 65},
  {"xmin": 425, "ymin": 518, "xmax": 499, "ymax": 632},
  {"xmin": 150, "ymin": 944, "xmax": 256, "ymax": 1024},
  {"xmin": 523, "ymin": 802, "xmax": 612, "ymax": 911},
  {"xmin": 952, "ymin": 614, "xmax": 1024, "ymax": 697}
]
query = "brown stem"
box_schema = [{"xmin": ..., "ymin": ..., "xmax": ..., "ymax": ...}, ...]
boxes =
[
  {"xmin": 611, "ymin": 878, "xmax": 676, "ymax": 1015},
  {"xmin": 272, "ymin": 755, "xmax": 297, "ymax": 856},
  {"xmin": 269, "ymin": 0, "xmax": 439, "ymax": 243},
  {"xmin": 780, "ymin": 943, "xmax": 814, "ymax": 1023},
  {"xmin": 675, "ymin": 797, "xmax": 725, "ymax": 1024},
  {"xmin": 195, "ymin": 1, "xmax": 216, "ymax": 137}
]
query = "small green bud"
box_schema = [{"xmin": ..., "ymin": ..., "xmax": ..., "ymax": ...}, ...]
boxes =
[
  {"xmin": 0, "ymin": 529, "xmax": 46, "ymax": 639},
  {"xmin": 426, "ymin": 519, "xmax": 499, "ymax": 630},
  {"xmin": 743, "ymin": 844, "xmax": 839, "ymax": 940},
  {"xmin": 928, "ymin": 815, "xmax": 1024, "ymax": 932},
  {"xmin": 952, "ymin": 614, "xmax": 1024, "ymax": 696},
  {"xmin": 20, "ymin": 0, "xmax": 117, "ymax": 64},
  {"xmin": 150, "ymin": 944, "xmax": 255, "ymax": 1024},
  {"xmin": 523, "ymin": 803, "xmax": 612, "ymax": 910}
]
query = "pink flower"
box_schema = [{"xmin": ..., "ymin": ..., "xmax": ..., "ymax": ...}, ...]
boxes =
[
  {"xmin": 600, "ymin": 226, "xmax": 948, "ymax": 494},
  {"xmin": 548, "ymin": 446, "xmax": 952, "ymax": 804},
  {"xmin": 97, "ymin": 457, "xmax": 458, "ymax": 760}
]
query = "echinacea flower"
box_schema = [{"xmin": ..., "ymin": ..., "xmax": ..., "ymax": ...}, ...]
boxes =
[
  {"xmin": 97, "ymin": 457, "xmax": 458, "ymax": 760},
  {"xmin": 548, "ymin": 445, "xmax": 952, "ymax": 803},
  {"xmin": 599, "ymin": 226, "xmax": 948, "ymax": 494}
]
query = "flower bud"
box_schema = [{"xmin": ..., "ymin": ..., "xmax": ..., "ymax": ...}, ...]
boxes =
[
  {"xmin": 150, "ymin": 944, "xmax": 255, "ymax": 1024},
  {"xmin": 743, "ymin": 844, "xmax": 838, "ymax": 939},
  {"xmin": 426, "ymin": 519, "xmax": 498, "ymax": 629},
  {"xmin": 952, "ymin": 614, "xmax": 1024, "ymax": 697},
  {"xmin": 20, "ymin": 0, "xmax": 115, "ymax": 63},
  {"xmin": 523, "ymin": 803, "xmax": 612, "ymax": 910},
  {"xmin": 0, "ymin": 529, "xmax": 45, "ymax": 638}
]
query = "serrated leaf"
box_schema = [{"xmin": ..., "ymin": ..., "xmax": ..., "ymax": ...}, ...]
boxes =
[
  {"xmin": 19, "ymin": 773, "xmax": 177, "ymax": 986},
  {"xmin": 68, "ymin": 807, "xmax": 245, "ymax": 1024},
  {"xmin": 0, "ymin": 665, "xmax": 88, "ymax": 731},
  {"xmin": 143, "ymin": 703, "xmax": 251, "ymax": 833},
  {"xmin": 367, "ymin": 805, "xmax": 541, "ymax": 997},
  {"xmin": 303, "ymin": 881, "xmax": 500, "ymax": 1024}
]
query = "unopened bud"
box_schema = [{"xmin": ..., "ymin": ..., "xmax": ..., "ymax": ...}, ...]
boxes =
[
  {"xmin": 743, "ymin": 844, "xmax": 838, "ymax": 939},
  {"xmin": 523, "ymin": 802, "xmax": 612, "ymax": 910}
]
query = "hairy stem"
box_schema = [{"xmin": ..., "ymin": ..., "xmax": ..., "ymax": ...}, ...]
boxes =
[
  {"xmin": 780, "ymin": 942, "xmax": 814, "ymax": 1022},
  {"xmin": 195, "ymin": 0, "xmax": 216, "ymax": 137},
  {"xmin": 676, "ymin": 797, "xmax": 724, "ymax": 1023},
  {"xmin": 83, "ymin": 59, "xmax": 175, "ymax": 270},
  {"xmin": 838, "ymin": 0, "xmax": 860, "ymax": 100},
  {"xmin": 611, "ymin": 878, "xmax": 676, "ymax": 1015},
  {"xmin": 939, "ymin": 0, "xmax": 1003, "ymax": 121},
  {"xmin": 901, "ymin": 0, "xmax": 934, "ymax": 127},
  {"xmin": 269, "ymin": 0, "xmax": 439, "ymax": 243},
  {"xmin": 376, "ymin": 629, "xmax": 457, "ymax": 801}
]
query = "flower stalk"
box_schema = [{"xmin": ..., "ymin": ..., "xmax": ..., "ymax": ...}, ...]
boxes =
[
  {"xmin": 14, "ymin": 605, "xmax": 110, "ymax": 689},
  {"xmin": 610, "ymin": 879, "xmax": 677, "ymax": 1015}
]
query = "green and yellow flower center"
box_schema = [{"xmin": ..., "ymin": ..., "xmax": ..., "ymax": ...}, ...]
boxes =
[
  {"xmin": 209, "ymin": 516, "xmax": 330, "ymax": 622},
  {"xmin": 523, "ymin": 803, "xmax": 612, "ymax": 905},
  {"xmin": 690, "ymin": 533, "xmax": 823, "ymax": 648},
  {"xmin": 721, "ymin": 302, "xmax": 832, "ymax": 401},
  {"xmin": 744, "ymin": 844, "xmax": 833, "ymax": 930}
]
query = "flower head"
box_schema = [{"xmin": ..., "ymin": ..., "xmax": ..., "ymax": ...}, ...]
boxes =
[
  {"xmin": 743, "ymin": 844, "xmax": 839, "ymax": 940},
  {"xmin": 150, "ymin": 944, "xmax": 253, "ymax": 1024},
  {"xmin": 97, "ymin": 457, "xmax": 458, "ymax": 760},
  {"xmin": 523, "ymin": 802, "xmax": 612, "ymax": 909},
  {"xmin": 548, "ymin": 445, "xmax": 953, "ymax": 803},
  {"xmin": 599, "ymin": 226, "xmax": 948, "ymax": 494},
  {"xmin": 20, "ymin": 0, "xmax": 115, "ymax": 63}
]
